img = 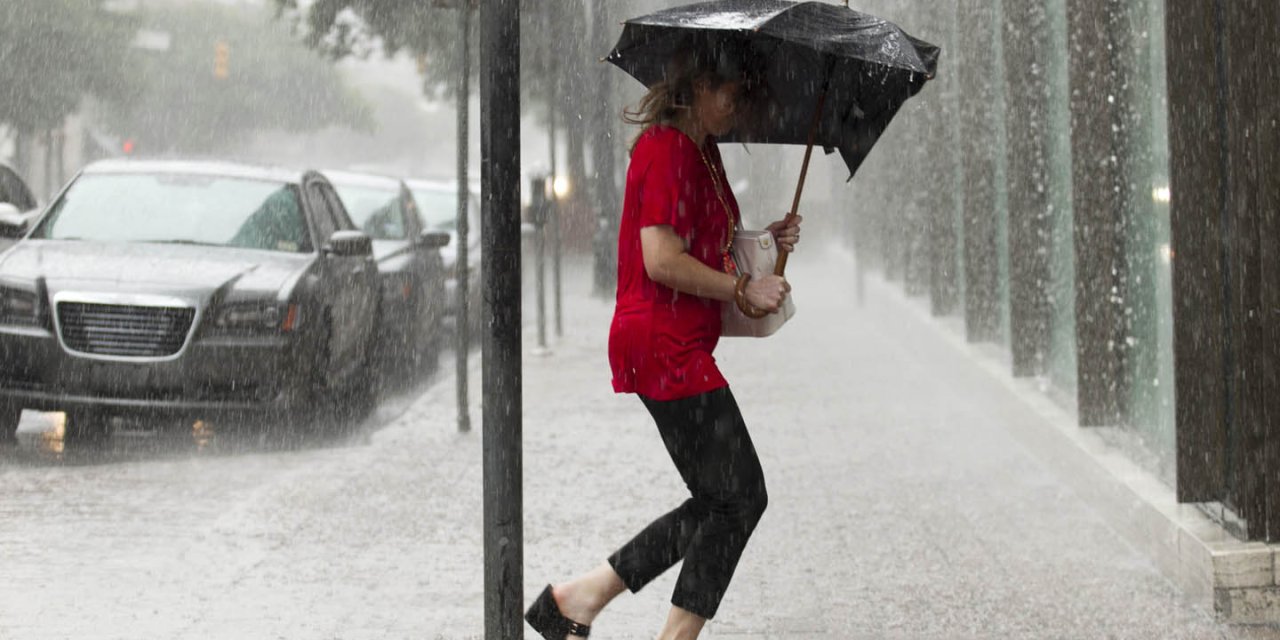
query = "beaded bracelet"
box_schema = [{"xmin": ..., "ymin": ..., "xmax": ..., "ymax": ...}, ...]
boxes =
[{"xmin": 734, "ymin": 273, "xmax": 754, "ymax": 315}]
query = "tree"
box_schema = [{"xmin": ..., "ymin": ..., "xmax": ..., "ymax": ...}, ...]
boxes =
[
  {"xmin": 0, "ymin": 0, "xmax": 137, "ymax": 173},
  {"xmin": 103, "ymin": 3, "xmax": 372, "ymax": 155},
  {"xmin": 0, "ymin": 0, "xmax": 136, "ymax": 133},
  {"xmin": 277, "ymin": 1, "xmax": 614, "ymax": 233},
  {"xmin": 274, "ymin": 0, "xmax": 477, "ymax": 100}
]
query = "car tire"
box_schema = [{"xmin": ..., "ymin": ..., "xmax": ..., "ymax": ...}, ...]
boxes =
[
  {"xmin": 343, "ymin": 304, "xmax": 381, "ymax": 420},
  {"xmin": 63, "ymin": 408, "xmax": 110, "ymax": 445},
  {"xmin": 1, "ymin": 404, "xmax": 20, "ymax": 445},
  {"xmin": 418, "ymin": 309, "xmax": 442, "ymax": 375},
  {"xmin": 284, "ymin": 311, "xmax": 334, "ymax": 437},
  {"xmin": 321, "ymin": 304, "xmax": 380, "ymax": 433}
]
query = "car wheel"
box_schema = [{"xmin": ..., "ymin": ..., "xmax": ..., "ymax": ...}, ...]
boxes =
[
  {"xmin": 417, "ymin": 308, "xmax": 442, "ymax": 375},
  {"xmin": 284, "ymin": 314, "xmax": 333, "ymax": 437},
  {"xmin": 331, "ymin": 305, "xmax": 380, "ymax": 430},
  {"xmin": 64, "ymin": 408, "xmax": 110, "ymax": 445},
  {"xmin": 1, "ymin": 404, "xmax": 20, "ymax": 445}
]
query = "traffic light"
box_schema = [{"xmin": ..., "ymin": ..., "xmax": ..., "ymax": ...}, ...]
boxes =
[{"xmin": 213, "ymin": 41, "xmax": 229, "ymax": 79}]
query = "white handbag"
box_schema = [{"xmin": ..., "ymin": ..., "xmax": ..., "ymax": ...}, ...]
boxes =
[{"xmin": 721, "ymin": 229, "xmax": 796, "ymax": 338}]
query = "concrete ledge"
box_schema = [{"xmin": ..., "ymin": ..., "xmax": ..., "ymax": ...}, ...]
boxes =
[{"xmin": 885, "ymin": 276, "xmax": 1280, "ymax": 625}]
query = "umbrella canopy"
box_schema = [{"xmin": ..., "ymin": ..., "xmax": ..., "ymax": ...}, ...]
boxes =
[{"xmin": 606, "ymin": 0, "xmax": 940, "ymax": 180}]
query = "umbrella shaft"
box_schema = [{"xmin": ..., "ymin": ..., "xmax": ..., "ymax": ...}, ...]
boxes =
[{"xmin": 777, "ymin": 83, "xmax": 829, "ymax": 277}]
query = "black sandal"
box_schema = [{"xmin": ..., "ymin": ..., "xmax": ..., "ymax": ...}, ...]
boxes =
[{"xmin": 525, "ymin": 584, "xmax": 591, "ymax": 639}]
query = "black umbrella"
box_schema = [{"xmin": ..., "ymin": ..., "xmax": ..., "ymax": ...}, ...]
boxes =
[{"xmin": 606, "ymin": 0, "xmax": 940, "ymax": 274}]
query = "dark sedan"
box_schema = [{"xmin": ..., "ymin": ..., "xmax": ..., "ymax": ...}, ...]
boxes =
[
  {"xmin": 324, "ymin": 170, "xmax": 450, "ymax": 371},
  {"xmin": 0, "ymin": 160, "xmax": 381, "ymax": 443},
  {"xmin": 0, "ymin": 162, "xmax": 38, "ymax": 254}
]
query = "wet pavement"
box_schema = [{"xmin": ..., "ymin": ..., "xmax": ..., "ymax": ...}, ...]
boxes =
[{"xmin": 1, "ymin": 248, "xmax": 1279, "ymax": 639}]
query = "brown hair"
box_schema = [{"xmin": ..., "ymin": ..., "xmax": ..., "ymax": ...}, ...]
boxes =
[{"xmin": 623, "ymin": 40, "xmax": 766, "ymax": 151}]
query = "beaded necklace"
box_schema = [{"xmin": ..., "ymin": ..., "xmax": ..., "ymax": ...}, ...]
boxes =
[{"xmin": 695, "ymin": 142, "xmax": 740, "ymax": 276}]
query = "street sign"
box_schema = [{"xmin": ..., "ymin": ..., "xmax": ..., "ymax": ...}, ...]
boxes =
[
  {"xmin": 102, "ymin": 0, "xmax": 140, "ymax": 14},
  {"xmin": 131, "ymin": 29, "xmax": 172, "ymax": 52}
]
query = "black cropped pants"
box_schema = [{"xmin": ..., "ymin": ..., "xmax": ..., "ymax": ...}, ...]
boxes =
[{"xmin": 607, "ymin": 387, "xmax": 768, "ymax": 620}]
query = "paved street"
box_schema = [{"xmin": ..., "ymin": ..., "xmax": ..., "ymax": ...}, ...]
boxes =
[{"xmin": 1, "ymin": 246, "xmax": 1277, "ymax": 639}]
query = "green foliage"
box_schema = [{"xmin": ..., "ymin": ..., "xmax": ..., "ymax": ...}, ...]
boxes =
[
  {"xmin": 0, "ymin": 0, "xmax": 137, "ymax": 131},
  {"xmin": 105, "ymin": 3, "xmax": 373, "ymax": 155},
  {"xmin": 274, "ymin": 0, "xmax": 475, "ymax": 100}
]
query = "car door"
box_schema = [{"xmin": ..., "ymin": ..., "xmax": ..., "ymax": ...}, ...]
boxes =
[
  {"xmin": 318, "ymin": 183, "xmax": 379, "ymax": 362},
  {"xmin": 303, "ymin": 179, "xmax": 368, "ymax": 376},
  {"xmin": 398, "ymin": 186, "xmax": 437, "ymax": 324}
]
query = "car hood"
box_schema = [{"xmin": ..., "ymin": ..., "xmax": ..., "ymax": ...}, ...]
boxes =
[{"xmin": 0, "ymin": 240, "xmax": 312, "ymax": 298}]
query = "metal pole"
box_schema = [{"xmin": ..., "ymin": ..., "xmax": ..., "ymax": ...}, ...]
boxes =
[
  {"xmin": 552, "ymin": 199, "xmax": 563, "ymax": 337},
  {"xmin": 533, "ymin": 177, "xmax": 549, "ymax": 351},
  {"xmin": 545, "ymin": 12, "xmax": 564, "ymax": 339},
  {"xmin": 590, "ymin": 0, "xmax": 619, "ymax": 299},
  {"xmin": 480, "ymin": 0, "xmax": 523, "ymax": 635},
  {"xmin": 456, "ymin": 1, "xmax": 472, "ymax": 434}
]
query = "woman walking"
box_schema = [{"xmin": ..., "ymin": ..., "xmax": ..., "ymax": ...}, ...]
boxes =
[{"xmin": 526, "ymin": 45, "xmax": 801, "ymax": 640}]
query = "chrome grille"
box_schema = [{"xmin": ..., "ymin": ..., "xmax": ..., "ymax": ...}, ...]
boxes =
[{"xmin": 57, "ymin": 302, "xmax": 195, "ymax": 358}]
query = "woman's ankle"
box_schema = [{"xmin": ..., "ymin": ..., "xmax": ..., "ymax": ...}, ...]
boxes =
[{"xmin": 554, "ymin": 564, "xmax": 626, "ymax": 623}]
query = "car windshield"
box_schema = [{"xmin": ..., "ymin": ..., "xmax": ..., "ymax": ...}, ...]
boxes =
[
  {"xmin": 333, "ymin": 184, "xmax": 407, "ymax": 240},
  {"xmin": 411, "ymin": 188, "xmax": 459, "ymax": 231},
  {"xmin": 33, "ymin": 173, "xmax": 312, "ymax": 253}
]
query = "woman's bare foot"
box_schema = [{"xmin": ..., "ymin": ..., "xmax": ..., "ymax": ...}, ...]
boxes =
[{"xmin": 550, "ymin": 563, "xmax": 627, "ymax": 632}]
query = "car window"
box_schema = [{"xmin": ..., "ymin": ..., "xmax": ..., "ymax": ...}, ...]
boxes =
[
  {"xmin": 333, "ymin": 184, "xmax": 407, "ymax": 240},
  {"xmin": 411, "ymin": 187, "xmax": 460, "ymax": 231},
  {"xmin": 34, "ymin": 173, "xmax": 312, "ymax": 253}
]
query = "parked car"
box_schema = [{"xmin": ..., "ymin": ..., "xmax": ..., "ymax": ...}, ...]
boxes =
[
  {"xmin": 406, "ymin": 178, "xmax": 481, "ymax": 338},
  {"xmin": 324, "ymin": 170, "xmax": 450, "ymax": 370},
  {"xmin": 0, "ymin": 163, "xmax": 39, "ymax": 253},
  {"xmin": 0, "ymin": 159, "xmax": 380, "ymax": 443}
]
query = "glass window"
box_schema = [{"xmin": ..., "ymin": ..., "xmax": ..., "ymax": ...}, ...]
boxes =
[
  {"xmin": 34, "ymin": 173, "xmax": 311, "ymax": 253},
  {"xmin": 411, "ymin": 187, "xmax": 466, "ymax": 231},
  {"xmin": 333, "ymin": 184, "xmax": 406, "ymax": 240}
]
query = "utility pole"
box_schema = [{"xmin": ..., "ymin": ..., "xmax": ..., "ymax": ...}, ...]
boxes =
[
  {"xmin": 532, "ymin": 176, "xmax": 550, "ymax": 354},
  {"xmin": 455, "ymin": 0, "xmax": 472, "ymax": 434},
  {"xmin": 480, "ymin": 0, "xmax": 522, "ymax": 636},
  {"xmin": 544, "ymin": 5, "xmax": 564, "ymax": 338},
  {"xmin": 591, "ymin": 1, "xmax": 620, "ymax": 298}
]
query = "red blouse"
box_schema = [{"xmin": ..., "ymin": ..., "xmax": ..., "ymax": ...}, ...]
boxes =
[{"xmin": 608, "ymin": 125, "xmax": 739, "ymax": 401}]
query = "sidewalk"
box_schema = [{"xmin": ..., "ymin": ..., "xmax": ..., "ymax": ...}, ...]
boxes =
[
  {"xmin": 11, "ymin": 244, "xmax": 1275, "ymax": 639},
  {"xmin": 517, "ymin": 246, "xmax": 1273, "ymax": 639}
]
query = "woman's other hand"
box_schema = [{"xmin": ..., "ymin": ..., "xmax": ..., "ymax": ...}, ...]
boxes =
[
  {"xmin": 744, "ymin": 274, "xmax": 790, "ymax": 313},
  {"xmin": 766, "ymin": 214, "xmax": 802, "ymax": 253}
]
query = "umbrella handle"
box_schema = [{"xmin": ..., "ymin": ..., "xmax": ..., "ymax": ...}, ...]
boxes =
[{"xmin": 774, "ymin": 80, "xmax": 830, "ymax": 278}]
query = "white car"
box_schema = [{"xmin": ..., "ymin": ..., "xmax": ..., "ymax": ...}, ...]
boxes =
[{"xmin": 406, "ymin": 178, "xmax": 481, "ymax": 338}]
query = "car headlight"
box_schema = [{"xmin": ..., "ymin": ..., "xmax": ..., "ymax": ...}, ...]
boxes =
[
  {"xmin": 0, "ymin": 286, "xmax": 40, "ymax": 326},
  {"xmin": 212, "ymin": 302, "xmax": 299, "ymax": 333}
]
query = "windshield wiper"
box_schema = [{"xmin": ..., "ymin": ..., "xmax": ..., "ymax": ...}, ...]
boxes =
[{"xmin": 142, "ymin": 239, "xmax": 220, "ymax": 247}]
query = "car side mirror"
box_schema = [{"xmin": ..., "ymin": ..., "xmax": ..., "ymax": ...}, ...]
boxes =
[
  {"xmin": 323, "ymin": 230, "xmax": 372, "ymax": 257},
  {"xmin": 0, "ymin": 203, "xmax": 26, "ymax": 239},
  {"xmin": 419, "ymin": 230, "xmax": 451, "ymax": 250}
]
